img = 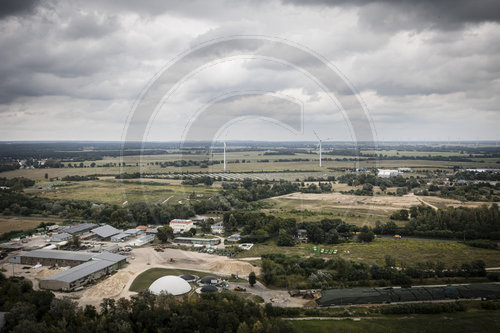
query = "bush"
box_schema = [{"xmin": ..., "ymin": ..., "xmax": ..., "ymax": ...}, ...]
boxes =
[
  {"xmin": 379, "ymin": 302, "xmax": 466, "ymax": 314},
  {"xmin": 487, "ymin": 272, "xmax": 500, "ymax": 282},
  {"xmin": 465, "ymin": 239, "xmax": 498, "ymax": 250}
]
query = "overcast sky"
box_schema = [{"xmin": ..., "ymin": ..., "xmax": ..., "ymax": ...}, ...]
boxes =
[{"xmin": 0, "ymin": 0, "xmax": 499, "ymax": 142}]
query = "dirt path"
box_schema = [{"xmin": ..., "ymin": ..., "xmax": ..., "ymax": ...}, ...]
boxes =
[{"xmin": 416, "ymin": 197, "xmax": 439, "ymax": 210}]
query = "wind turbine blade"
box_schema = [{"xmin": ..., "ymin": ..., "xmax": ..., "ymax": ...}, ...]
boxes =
[{"xmin": 313, "ymin": 130, "xmax": 320, "ymax": 141}]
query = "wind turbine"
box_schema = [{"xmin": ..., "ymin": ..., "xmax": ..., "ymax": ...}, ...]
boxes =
[
  {"xmin": 313, "ymin": 130, "xmax": 332, "ymax": 168},
  {"xmin": 223, "ymin": 140, "xmax": 227, "ymax": 172}
]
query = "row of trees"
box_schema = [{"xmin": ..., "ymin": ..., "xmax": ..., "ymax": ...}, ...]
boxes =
[{"xmin": 260, "ymin": 253, "xmax": 487, "ymax": 289}]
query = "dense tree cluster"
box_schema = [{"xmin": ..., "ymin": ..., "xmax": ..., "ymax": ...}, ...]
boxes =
[
  {"xmin": 299, "ymin": 219, "xmax": 358, "ymax": 244},
  {"xmin": 0, "ymin": 192, "xmax": 194, "ymax": 228},
  {"xmin": 0, "ymin": 177, "xmax": 35, "ymax": 190},
  {"xmin": 375, "ymin": 204, "xmax": 500, "ymax": 240}
]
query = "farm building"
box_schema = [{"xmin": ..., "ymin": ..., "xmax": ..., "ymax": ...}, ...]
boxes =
[
  {"xmin": 9, "ymin": 249, "xmax": 95, "ymax": 267},
  {"xmin": 111, "ymin": 233, "xmax": 131, "ymax": 242},
  {"xmin": 377, "ymin": 169, "xmax": 400, "ymax": 178},
  {"xmin": 39, "ymin": 251, "xmax": 127, "ymax": 291},
  {"xmin": 125, "ymin": 229, "xmax": 143, "ymax": 236},
  {"xmin": 169, "ymin": 219, "xmax": 194, "ymax": 233},
  {"xmin": 91, "ymin": 225, "xmax": 121, "ymax": 240},
  {"xmin": 210, "ymin": 222, "xmax": 224, "ymax": 234},
  {"xmin": 64, "ymin": 223, "xmax": 98, "ymax": 235},
  {"xmin": 128, "ymin": 234, "xmax": 155, "ymax": 247},
  {"xmin": 47, "ymin": 232, "xmax": 72, "ymax": 242},
  {"xmin": 148, "ymin": 275, "xmax": 191, "ymax": 296},
  {"xmin": 174, "ymin": 237, "xmax": 220, "ymax": 246},
  {"xmin": 316, "ymin": 284, "xmax": 500, "ymax": 306}
]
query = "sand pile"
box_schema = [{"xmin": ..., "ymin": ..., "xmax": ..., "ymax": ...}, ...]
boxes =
[
  {"xmin": 203, "ymin": 259, "xmax": 260, "ymax": 276},
  {"xmin": 83, "ymin": 270, "xmax": 135, "ymax": 298},
  {"xmin": 34, "ymin": 267, "xmax": 63, "ymax": 279}
]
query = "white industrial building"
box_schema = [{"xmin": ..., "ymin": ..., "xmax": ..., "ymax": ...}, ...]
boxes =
[
  {"xmin": 148, "ymin": 275, "xmax": 192, "ymax": 295},
  {"xmin": 169, "ymin": 219, "xmax": 194, "ymax": 233},
  {"xmin": 377, "ymin": 169, "xmax": 400, "ymax": 178}
]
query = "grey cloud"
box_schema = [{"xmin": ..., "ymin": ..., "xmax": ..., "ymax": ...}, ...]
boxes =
[
  {"xmin": 0, "ymin": 0, "xmax": 40, "ymax": 19},
  {"xmin": 281, "ymin": 0, "xmax": 500, "ymax": 30}
]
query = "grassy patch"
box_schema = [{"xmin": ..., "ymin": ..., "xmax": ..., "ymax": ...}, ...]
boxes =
[
  {"xmin": 0, "ymin": 217, "xmax": 52, "ymax": 234},
  {"xmin": 237, "ymin": 238, "xmax": 500, "ymax": 267},
  {"xmin": 289, "ymin": 310, "xmax": 500, "ymax": 333},
  {"xmin": 27, "ymin": 179, "xmax": 218, "ymax": 205},
  {"xmin": 129, "ymin": 268, "xmax": 228, "ymax": 292}
]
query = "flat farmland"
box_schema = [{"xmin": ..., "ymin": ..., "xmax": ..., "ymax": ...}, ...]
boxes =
[
  {"xmin": 0, "ymin": 217, "xmax": 55, "ymax": 234},
  {"xmin": 27, "ymin": 179, "xmax": 218, "ymax": 205},
  {"xmin": 2, "ymin": 149, "xmax": 500, "ymax": 181}
]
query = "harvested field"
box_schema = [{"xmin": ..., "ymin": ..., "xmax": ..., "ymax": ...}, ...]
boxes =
[
  {"xmin": 267, "ymin": 192, "xmax": 493, "ymax": 214},
  {"xmin": 0, "ymin": 217, "xmax": 48, "ymax": 234}
]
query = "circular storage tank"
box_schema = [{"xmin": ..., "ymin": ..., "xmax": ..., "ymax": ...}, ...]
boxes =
[
  {"xmin": 180, "ymin": 274, "xmax": 197, "ymax": 282},
  {"xmin": 149, "ymin": 275, "xmax": 192, "ymax": 296},
  {"xmin": 200, "ymin": 276, "xmax": 218, "ymax": 285},
  {"xmin": 200, "ymin": 285, "xmax": 218, "ymax": 293}
]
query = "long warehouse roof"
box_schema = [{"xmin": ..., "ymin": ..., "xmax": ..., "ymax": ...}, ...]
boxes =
[
  {"xmin": 41, "ymin": 251, "xmax": 127, "ymax": 284},
  {"xmin": 42, "ymin": 260, "xmax": 115, "ymax": 283},
  {"xmin": 20, "ymin": 249, "xmax": 94, "ymax": 262},
  {"xmin": 64, "ymin": 223, "xmax": 98, "ymax": 234}
]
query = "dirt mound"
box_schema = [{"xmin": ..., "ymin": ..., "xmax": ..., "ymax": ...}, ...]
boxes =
[
  {"xmin": 203, "ymin": 259, "xmax": 260, "ymax": 276},
  {"xmin": 83, "ymin": 270, "xmax": 135, "ymax": 298}
]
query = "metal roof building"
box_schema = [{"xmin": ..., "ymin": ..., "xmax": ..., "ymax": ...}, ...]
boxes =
[
  {"xmin": 91, "ymin": 225, "xmax": 121, "ymax": 239},
  {"xmin": 64, "ymin": 223, "xmax": 98, "ymax": 235},
  {"xmin": 124, "ymin": 229, "xmax": 142, "ymax": 236},
  {"xmin": 39, "ymin": 251, "xmax": 127, "ymax": 291},
  {"xmin": 111, "ymin": 233, "xmax": 131, "ymax": 242},
  {"xmin": 48, "ymin": 232, "xmax": 72, "ymax": 242},
  {"xmin": 14, "ymin": 249, "xmax": 94, "ymax": 266}
]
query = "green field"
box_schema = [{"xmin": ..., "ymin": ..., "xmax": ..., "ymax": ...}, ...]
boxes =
[
  {"xmin": 25, "ymin": 179, "xmax": 218, "ymax": 205},
  {"xmin": 0, "ymin": 217, "xmax": 57, "ymax": 234},
  {"xmin": 289, "ymin": 310, "xmax": 500, "ymax": 333},
  {"xmin": 237, "ymin": 238, "xmax": 500, "ymax": 267},
  {"xmin": 129, "ymin": 268, "xmax": 228, "ymax": 292}
]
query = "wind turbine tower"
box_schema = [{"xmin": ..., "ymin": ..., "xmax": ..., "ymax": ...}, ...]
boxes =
[
  {"xmin": 223, "ymin": 141, "xmax": 227, "ymax": 172},
  {"xmin": 313, "ymin": 130, "xmax": 332, "ymax": 168}
]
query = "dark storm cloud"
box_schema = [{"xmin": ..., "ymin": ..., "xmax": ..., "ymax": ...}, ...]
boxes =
[
  {"xmin": 0, "ymin": 0, "xmax": 40, "ymax": 19},
  {"xmin": 281, "ymin": 0, "xmax": 500, "ymax": 30}
]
